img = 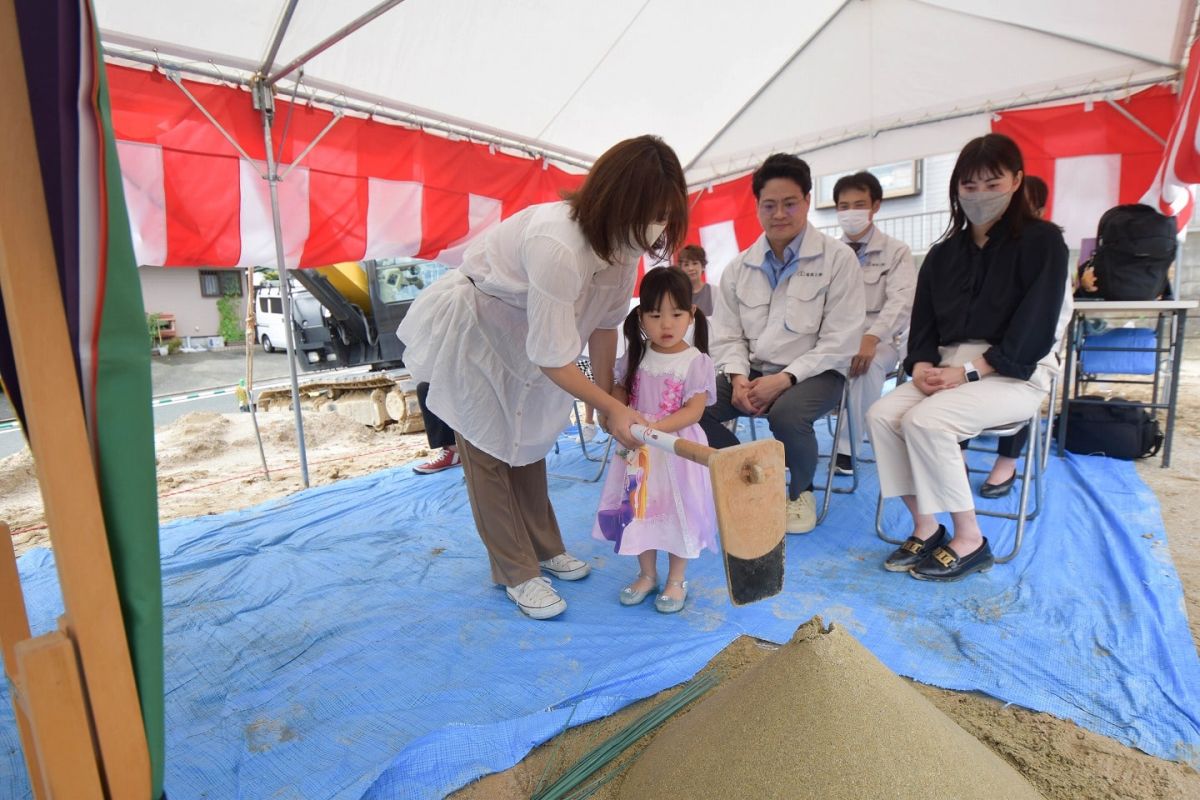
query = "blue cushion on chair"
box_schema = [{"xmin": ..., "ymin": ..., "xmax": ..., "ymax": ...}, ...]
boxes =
[{"xmin": 1080, "ymin": 327, "xmax": 1156, "ymax": 376}]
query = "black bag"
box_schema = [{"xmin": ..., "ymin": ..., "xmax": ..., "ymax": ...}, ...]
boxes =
[
  {"xmin": 1054, "ymin": 395, "xmax": 1163, "ymax": 460},
  {"xmin": 1091, "ymin": 204, "xmax": 1176, "ymax": 301}
]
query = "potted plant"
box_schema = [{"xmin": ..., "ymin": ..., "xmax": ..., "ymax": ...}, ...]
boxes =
[{"xmin": 146, "ymin": 312, "xmax": 168, "ymax": 356}]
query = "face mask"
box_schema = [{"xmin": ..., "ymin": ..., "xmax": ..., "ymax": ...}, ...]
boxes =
[
  {"xmin": 959, "ymin": 190, "xmax": 1012, "ymax": 226},
  {"xmin": 642, "ymin": 222, "xmax": 667, "ymax": 249},
  {"xmin": 837, "ymin": 209, "xmax": 871, "ymax": 237}
]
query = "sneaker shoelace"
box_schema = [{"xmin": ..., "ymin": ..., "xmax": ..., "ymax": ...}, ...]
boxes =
[
  {"xmin": 517, "ymin": 576, "xmax": 559, "ymax": 606},
  {"xmin": 544, "ymin": 554, "xmax": 577, "ymax": 570}
]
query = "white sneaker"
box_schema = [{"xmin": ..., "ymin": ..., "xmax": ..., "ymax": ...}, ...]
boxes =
[
  {"xmin": 506, "ymin": 576, "xmax": 567, "ymax": 620},
  {"xmin": 580, "ymin": 423, "xmax": 598, "ymax": 442},
  {"xmin": 786, "ymin": 491, "xmax": 817, "ymax": 534},
  {"xmin": 539, "ymin": 552, "xmax": 592, "ymax": 581}
]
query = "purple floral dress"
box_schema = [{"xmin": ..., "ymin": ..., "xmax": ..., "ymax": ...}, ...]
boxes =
[{"xmin": 592, "ymin": 347, "xmax": 718, "ymax": 558}]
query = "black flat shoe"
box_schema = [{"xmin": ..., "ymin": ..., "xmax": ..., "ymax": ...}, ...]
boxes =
[
  {"xmin": 883, "ymin": 525, "xmax": 948, "ymax": 572},
  {"xmin": 911, "ymin": 538, "xmax": 995, "ymax": 582},
  {"xmin": 979, "ymin": 472, "xmax": 1016, "ymax": 499}
]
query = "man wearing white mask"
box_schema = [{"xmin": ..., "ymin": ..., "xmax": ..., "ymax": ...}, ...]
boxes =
[{"xmin": 832, "ymin": 172, "xmax": 916, "ymax": 476}]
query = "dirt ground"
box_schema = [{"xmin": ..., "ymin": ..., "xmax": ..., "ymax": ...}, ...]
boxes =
[
  {"xmin": 2, "ymin": 360, "xmax": 1199, "ymax": 799},
  {"xmin": 1, "ymin": 408, "xmax": 429, "ymax": 555}
]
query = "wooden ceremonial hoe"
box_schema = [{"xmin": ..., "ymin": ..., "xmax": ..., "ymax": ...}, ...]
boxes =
[{"xmin": 630, "ymin": 424, "xmax": 786, "ymax": 605}]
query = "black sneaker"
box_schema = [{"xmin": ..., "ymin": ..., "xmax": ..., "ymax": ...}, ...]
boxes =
[
  {"xmin": 883, "ymin": 525, "xmax": 948, "ymax": 572},
  {"xmin": 911, "ymin": 538, "xmax": 995, "ymax": 582},
  {"xmin": 835, "ymin": 453, "xmax": 854, "ymax": 476}
]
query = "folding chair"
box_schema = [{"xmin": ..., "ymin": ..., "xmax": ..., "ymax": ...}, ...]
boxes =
[
  {"xmin": 733, "ymin": 380, "xmax": 859, "ymax": 525},
  {"xmin": 875, "ymin": 399, "xmax": 1047, "ymax": 565},
  {"xmin": 813, "ymin": 381, "xmax": 859, "ymax": 524},
  {"xmin": 550, "ymin": 400, "xmax": 614, "ymax": 483}
]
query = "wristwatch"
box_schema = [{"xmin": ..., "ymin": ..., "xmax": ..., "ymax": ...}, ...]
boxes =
[{"xmin": 963, "ymin": 361, "xmax": 981, "ymax": 382}]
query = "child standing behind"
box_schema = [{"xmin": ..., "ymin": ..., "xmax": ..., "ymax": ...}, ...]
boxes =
[{"xmin": 593, "ymin": 268, "xmax": 717, "ymax": 613}]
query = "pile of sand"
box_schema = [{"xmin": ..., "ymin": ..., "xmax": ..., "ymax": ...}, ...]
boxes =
[
  {"xmin": 619, "ymin": 619, "xmax": 1042, "ymax": 800},
  {"xmin": 0, "ymin": 447, "xmax": 36, "ymax": 496}
]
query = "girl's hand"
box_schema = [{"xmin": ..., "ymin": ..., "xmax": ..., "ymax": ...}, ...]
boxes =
[{"xmin": 608, "ymin": 405, "xmax": 650, "ymax": 450}]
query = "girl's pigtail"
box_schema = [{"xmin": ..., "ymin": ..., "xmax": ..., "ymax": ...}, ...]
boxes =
[
  {"xmin": 692, "ymin": 309, "xmax": 709, "ymax": 354},
  {"xmin": 622, "ymin": 308, "xmax": 645, "ymax": 397}
]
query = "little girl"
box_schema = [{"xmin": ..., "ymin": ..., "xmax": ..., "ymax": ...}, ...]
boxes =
[{"xmin": 593, "ymin": 267, "xmax": 717, "ymax": 613}]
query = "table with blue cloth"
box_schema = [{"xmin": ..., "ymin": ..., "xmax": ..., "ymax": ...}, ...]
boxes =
[{"xmin": 1058, "ymin": 299, "xmax": 1198, "ymax": 466}]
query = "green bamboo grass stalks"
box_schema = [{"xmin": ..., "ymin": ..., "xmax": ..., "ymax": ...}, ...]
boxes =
[{"xmin": 530, "ymin": 672, "xmax": 720, "ymax": 800}]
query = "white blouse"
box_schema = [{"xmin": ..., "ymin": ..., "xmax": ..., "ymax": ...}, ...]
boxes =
[{"xmin": 397, "ymin": 201, "xmax": 641, "ymax": 465}]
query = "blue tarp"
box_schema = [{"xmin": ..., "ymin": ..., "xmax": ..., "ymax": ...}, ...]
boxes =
[{"xmin": 2, "ymin": 424, "xmax": 1198, "ymax": 799}]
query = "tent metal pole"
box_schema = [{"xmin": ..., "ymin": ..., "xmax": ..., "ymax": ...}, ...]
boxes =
[
  {"xmin": 165, "ymin": 71, "xmax": 265, "ymax": 176},
  {"xmin": 260, "ymin": 0, "xmax": 300, "ymax": 76},
  {"xmin": 104, "ymin": 47, "xmax": 595, "ymax": 170},
  {"xmin": 279, "ymin": 110, "xmax": 343, "ymax": 180},
  {"xmin": 1104, "ymin": 98, "xmax": 1167, "ymax": 146},
  {"xmin": 254, "ymin": 78, "xmax": 310, "ymax": 488},
  {"xmin": 265, "ymin": 0, "xmax": 407, "ymax": 87}
]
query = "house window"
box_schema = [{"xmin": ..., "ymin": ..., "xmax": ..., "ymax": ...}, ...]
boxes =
[{"xmin": 199, "ymin": 270, "xmax": 243, "ymax": 298}]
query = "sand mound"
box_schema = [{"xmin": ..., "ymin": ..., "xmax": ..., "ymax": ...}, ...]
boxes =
[
  {"xmin": 0, "ymin": 448, "xmax": 36, "ymax": 496},
  {"xmin": 155, "ymin": 411, "xmax": 234, "ymax": 465},
  {"xmin": 619, "ymin": 619, "xmax": 1042, "ymax": 800},
  {"xmin": 258, "ymin": 410, "xmax": 377, "ymax": 448}
]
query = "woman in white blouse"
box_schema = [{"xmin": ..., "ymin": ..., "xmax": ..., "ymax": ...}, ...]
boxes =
[{"xmin": 398, "ymin": 135, "xmax": 689, "ymax": 620}]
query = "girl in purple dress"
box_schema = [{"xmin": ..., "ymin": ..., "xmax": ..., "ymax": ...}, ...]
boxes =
[{"xmin": 593, "ymin": 268, "xmax": 717, "ymax": 613}]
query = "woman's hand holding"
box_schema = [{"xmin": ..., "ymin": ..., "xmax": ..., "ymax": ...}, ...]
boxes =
[
  {"xmin": 607, "ymin": 404, "xmax": 650, "ymax": 450},
  {"xmin": 936, "ymin": 366, "xmax": 967, "ymax": 391}
]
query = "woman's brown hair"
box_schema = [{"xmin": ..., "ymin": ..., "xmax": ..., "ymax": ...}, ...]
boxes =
[
  {"xmin": 566, "ymin": 135, "xmax": 688, "ymax": 264},
  {"xmin": 678, "ymin": 244, "xmax": 707, "ymax": 266}
]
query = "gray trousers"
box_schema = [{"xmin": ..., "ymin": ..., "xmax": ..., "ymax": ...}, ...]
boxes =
[{"xmin": 700, "ymin": 369, "xmax": 845, "ymax": 500}]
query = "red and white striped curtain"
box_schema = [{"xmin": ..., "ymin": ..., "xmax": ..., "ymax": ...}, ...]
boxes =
[
  {"xmin": 107, "ymin": 64, "xmax": 584, "ymax": 269},
  {"xmin": 1141, "ymin": 39, "xmax": 1200, "ymax": 230}
]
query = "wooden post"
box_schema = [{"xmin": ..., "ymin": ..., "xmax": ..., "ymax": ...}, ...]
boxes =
[
  {"xmin": 0, "ymin": 0, "xmax": 152, "ymax": 794},
  {"xmin": 17, "ymin": 632, "xmax": 106, "ymax": 799},
  {"xmin": 0, "ymin": 522, "xmax": 47, "ymax": 799}
]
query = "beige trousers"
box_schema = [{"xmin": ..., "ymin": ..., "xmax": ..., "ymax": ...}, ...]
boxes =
[
  {"xmin": 455, "ymin": 434, "xmax": 566, "ymax": 587},
  {"xmin": 866, "ymin": 343, "xmax": 1049, "ymax": 515}
]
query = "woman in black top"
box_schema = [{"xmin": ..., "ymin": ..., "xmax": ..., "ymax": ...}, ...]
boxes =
[{"xmin": 866, "ymin": 134, "xmax": 1067, "ymax": 582}]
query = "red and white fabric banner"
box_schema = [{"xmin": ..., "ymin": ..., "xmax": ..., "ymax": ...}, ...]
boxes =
[
  {"xmin": 683, "ymin": 174, "xmax": 759, "ymax": 287},
  {"xmin": 1140, "ymin": 39, "xmax": 1200, "ymax": 230},
  {"xmin": 994, "ymin": 85, "xmax": 1181, "ymax": 246},
  {"xmin": 106, "ymin": 64, "xmax": 583, "ymax": 268},
  {"xmin": 685, "ymin": 84, "xmax": 1186, "ymax": 267}
]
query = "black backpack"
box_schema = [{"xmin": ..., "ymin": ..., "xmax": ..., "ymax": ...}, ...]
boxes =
[
  {"xmin": 1054, "ymin": 395, "xmax": 1163, "ymax": 460},
  {"xmin": 1091, "ymin": 204, "xmax": 1176, "ymax": 301}
]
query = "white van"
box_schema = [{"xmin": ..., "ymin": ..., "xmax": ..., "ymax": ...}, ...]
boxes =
[{"xmin": 254, "ymin": 285, "xmax": 287, "ymax": 352}]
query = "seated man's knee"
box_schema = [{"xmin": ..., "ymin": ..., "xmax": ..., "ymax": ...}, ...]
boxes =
[{"xmin": 767, "ymin": 402, "xmax": 814, "ymax": 436}]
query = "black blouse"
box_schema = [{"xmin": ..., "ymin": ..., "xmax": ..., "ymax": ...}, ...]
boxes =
[{"xmin": 903, "ymin": 217, "xmax": 1068, "ymax": 380}]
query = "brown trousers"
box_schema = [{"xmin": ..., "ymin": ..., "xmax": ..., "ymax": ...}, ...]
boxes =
[{"xmin": 455, "ymin": 434, "xmax": 566, "ymax": 587}]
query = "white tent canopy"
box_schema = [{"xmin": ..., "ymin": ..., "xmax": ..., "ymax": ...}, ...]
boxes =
[{"xmin": 96, "ymin": 0, "xmax": 1195, "ymax": 183}]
